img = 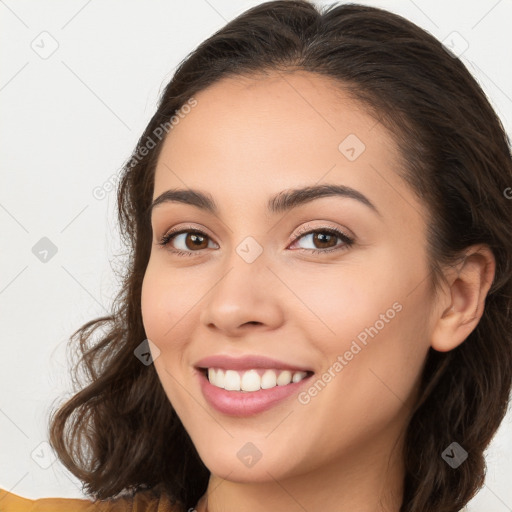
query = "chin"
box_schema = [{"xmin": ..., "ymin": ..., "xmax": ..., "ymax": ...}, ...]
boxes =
[{"xmin": 190, "ymin": 432, "xmax": 307, "ymax": 483}]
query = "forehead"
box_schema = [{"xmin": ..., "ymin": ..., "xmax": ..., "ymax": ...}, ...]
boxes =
[
  {"xmin": 158, "ymin": 71, "xmax": 391, "ymax": 165},
  {"xmin": 152, "ymin": 71, "xmax": 422, "ymax": 223}
]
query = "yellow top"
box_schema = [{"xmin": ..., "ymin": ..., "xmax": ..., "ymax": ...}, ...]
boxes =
[{"xmin": 0, "ymin": 488, "xmax": 181, "ymax": 512}]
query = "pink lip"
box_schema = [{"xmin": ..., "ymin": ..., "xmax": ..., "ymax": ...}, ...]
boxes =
[
  {"xmin": 194, "ymin": 354, "xmax": 313, "ymax": 372},
  {"xmin": 196, "ymin": 368, "xmax": 313, "ymax": 417}
]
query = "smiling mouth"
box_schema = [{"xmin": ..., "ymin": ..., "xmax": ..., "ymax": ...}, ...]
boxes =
[{"xmin": 199, "ymin": 367, "xmax": 315, "ymax": 393}]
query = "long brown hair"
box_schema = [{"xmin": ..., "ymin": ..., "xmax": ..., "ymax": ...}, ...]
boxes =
[{"xmin": 48, "ymin": 2, "xmax": 512, "ymax": 511}]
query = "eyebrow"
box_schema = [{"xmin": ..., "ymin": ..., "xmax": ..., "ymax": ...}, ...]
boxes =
[{"xmin": 149, "ymin": 183, "xmax": 380, "ymax": 216}]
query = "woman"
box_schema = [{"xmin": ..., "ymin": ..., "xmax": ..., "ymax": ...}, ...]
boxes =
[{"xmin": 2, "ymin": 1, "xmax": 511, "ymax": 511}]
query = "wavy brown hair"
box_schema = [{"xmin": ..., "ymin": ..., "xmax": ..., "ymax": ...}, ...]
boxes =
[{"xmin": 48, "ymin": 1, "xmax": 512, "ymax": 511}]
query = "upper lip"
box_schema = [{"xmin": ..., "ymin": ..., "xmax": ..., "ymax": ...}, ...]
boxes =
[{"xmin": 194, "ymin": 354, "xmax": 313, "ymax": 373}]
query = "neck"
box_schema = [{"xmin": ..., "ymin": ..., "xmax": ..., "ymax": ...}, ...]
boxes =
[{"xmin": 196, "ymin": 427, "xmax": 406, "ymax": 512}]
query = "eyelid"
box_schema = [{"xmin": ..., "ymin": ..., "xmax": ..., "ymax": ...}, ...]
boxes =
[
  {"xmin": 287, "ymin": 222, "xmax": 355, "ymax": 248},
  {"xmin": 157, "ymin": 224, "xmax": 219, "ymax": 249},
  {"xmin": 161, "ymin": 223, "xmax": 215, "ymax": 240},
  {"xmin": 159, "ymin": 222, "xmax": 351, "ymax": 242},
  {"xmin": 157, "ymin": 221, "xmax": 355, "ymax": 255}
]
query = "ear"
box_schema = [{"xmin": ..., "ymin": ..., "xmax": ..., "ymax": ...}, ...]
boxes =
[{"xmin": 430, "ymin": 245, "xmax": 496, "ymax": 352}]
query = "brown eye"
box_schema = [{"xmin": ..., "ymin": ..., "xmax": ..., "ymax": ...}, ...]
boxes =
[
  {"xmin": 290, "ymin": 227, "xmax": 354, "ymax": 255},
  {"xmin": 184, "ymin": 232, "xmax": 209, "ymax": 250},
  {"xmin": 310, "ymin": 232, "xmax": 338, "ymax": 249},
  {"xmin": 158, "ymin": 229, "xmax": 218, "ymax": 254}
]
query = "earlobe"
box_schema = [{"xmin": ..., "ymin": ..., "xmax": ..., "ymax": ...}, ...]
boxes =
[{"xmin": 430, "ymin": 245, "xmax": 496, "ymax": 353}]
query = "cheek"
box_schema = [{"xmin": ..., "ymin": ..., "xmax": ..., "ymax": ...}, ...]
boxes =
[
  {"xmin": 140, "ymin": 262, "xmax": 198, "ymax": 349},
  {"xmin": 141, "ymin": 265, "xmax": 199, "ymax": 412},
  {"xmin": 326, "ymin": 289, "xmax": 430, "ymax": 428},
  {"xmin": 282, "ymin": 254, "xmax": 408, "ymax": 349},
  {"xmin": 292, "ymin": 246, "xmax": 432, "ymax": 414},
  {"xmin": 294, "ymin": 294, "xmax": 430, "ymax": 465},
  {"xmin": 141, "ymin": 269, "xmax": 169, "ymax": 345}
]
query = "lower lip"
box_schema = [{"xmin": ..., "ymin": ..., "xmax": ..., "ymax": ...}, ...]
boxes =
[{"xmin": 197, "ymin": 369, "xmax": 313, "ymax": 417}]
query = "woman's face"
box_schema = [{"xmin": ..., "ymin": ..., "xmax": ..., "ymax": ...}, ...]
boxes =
[{"xmin": 141, "ymin": 71, "xmax": 438, "ymax": 482}]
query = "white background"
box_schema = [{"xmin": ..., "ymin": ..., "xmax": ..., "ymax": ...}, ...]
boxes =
[{"xmin": 1, "ymin": 1, "xmax": 511, "ymax": 510}]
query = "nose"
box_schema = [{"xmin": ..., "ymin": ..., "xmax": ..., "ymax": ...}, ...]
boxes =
[{"xmin": 199, "ymin": 255, "xmax": 285, "ymax": 338}]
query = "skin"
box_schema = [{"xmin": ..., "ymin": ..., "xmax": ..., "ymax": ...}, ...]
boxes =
[{"xmin": 141, "ymin": 71, "xmax": 495, "ymax": 512}]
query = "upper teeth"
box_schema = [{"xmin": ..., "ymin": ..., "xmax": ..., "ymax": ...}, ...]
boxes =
[{"xmin": 207, "ymin": 368, "xmax": 309, "ymax": 392}]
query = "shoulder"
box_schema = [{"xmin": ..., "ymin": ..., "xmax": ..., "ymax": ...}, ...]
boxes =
[{"xmin": 0, "ymin": 488, "xmax": 183, "ymax": 512}]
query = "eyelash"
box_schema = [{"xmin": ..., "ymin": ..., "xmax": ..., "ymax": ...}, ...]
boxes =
[{"xmin": 157, "ymin": 224, "xmax": 354, "ymax": 257}]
